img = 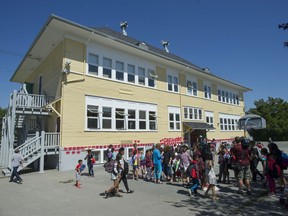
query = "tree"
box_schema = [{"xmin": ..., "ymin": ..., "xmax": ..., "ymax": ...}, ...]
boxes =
[
  {"xmin": 278, "ymin": 23, "xmax": 288, "ymax": 47},
  {"xmin": 247, "ymin": 97, "xmax": 288, "ymax": 141}
]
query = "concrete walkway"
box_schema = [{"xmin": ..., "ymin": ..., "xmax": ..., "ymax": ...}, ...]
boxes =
[{"xmin": 0, "ymin": 165, "xmax": 287, "ymax": 216}]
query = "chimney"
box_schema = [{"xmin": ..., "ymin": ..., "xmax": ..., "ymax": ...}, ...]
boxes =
[
  {"xmin": 120, "ymin": 21, "xmax": 128, "ymax": 36},
  {"xmin": 161, "ymin": 40, "xmax": 170, "ymax": 53}
]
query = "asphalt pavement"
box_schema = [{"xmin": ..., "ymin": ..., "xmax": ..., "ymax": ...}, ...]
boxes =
[{"xmin": 0, "ymin": 164, "xmax": 287, "ymax": 216}]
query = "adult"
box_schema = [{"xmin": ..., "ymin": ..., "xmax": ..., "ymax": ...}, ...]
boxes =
[
  {"xmin": 153, "ymin": 143, "xmax": 163, "ymax": 184},
  {"xmin": 162, "ymin": 145, "xmax": 173, "ymax": 182},
  {"xmin": 9, "ymin": 149, "xmax": 23, "ymax": 184},
  {"xmin": 230, "ymin": 137, "xmax": 252, "ymax": 195},
  {"xmin": 268, "ymin": 142, "xmax": 287, "ymax": 190},
  {"xmin": 84, "ymin": 149, "xmax": 95, "ymax": 177},
  {"xmin": 117, "ymin": 147, "xmax": 134, "ymax": 193}
]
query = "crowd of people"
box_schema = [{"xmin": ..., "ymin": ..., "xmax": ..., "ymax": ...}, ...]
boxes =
[{"xmin": 74, "ymin": 138, "xmax": 288, "ymax": 202}]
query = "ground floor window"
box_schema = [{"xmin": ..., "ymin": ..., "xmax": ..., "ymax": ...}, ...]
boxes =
[{"xmin": 86, "ymin": 96, "xmax": 157, "ymax": 131}]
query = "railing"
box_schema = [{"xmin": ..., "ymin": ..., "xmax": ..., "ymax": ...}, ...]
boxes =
[
  {"xmin": 16, "ymin": 93, "xmax": 54, "ymax": 108},
  {"xmin": 15, "ymin": 135, "xmax": 41, "ymax": 160},
  {"xmin": 44, "ymin": 133, "xmax": 60, "ymax": 148}
]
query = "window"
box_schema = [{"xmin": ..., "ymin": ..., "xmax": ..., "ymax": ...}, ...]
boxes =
[
  {"xmin": 205, "ymin": 111, "xmax": 214, "ymax": 130},
  {"xmin": 86, "ymin": 96, "xmax": 157, "ymax": 131},
  {"xmin": 148, "ymin": 69, "xmax": 156, "ymax": 87},
  {"xmin": 167, "ymin": 75, "xmax": 178, "ymax": 92},
  {"xmin": 138, "ymin": 67, "xmax": 145, "ymax": 85},
  {"xmin": 149, "ymin": 111, "xmax": 157, "ymax": 130},
  {"xmin": 168, "ymin": 107, "xmax": 181, "ymax": 131},
  {"xmin": 128, "ymin": 64, "xmax": 135, "ymax": 83},
  {"xmin": 88, "ymin": 53, "xmax": 99, "ymax": 75},
  {"xmin": 116, "ymin": 61, "xmax": 124, "ymax": 81},
  {"xmin": 102, "ymin": 107, "xmax": 112, "ymax": 129},
  {"xmin": 218, "ymin": 90, "xmax": 221, "ymax": 101},
  {"xmin": 87, "ymin": 105, "xmax": 99, "ymax": 129},
  {"xmin": 103, "ymin": 58, "xmax": 112, "ymax": 78},
  {"xmin": 217, "ymin": 88, "xmax": 240, "ymax": 105},
  {"xmin": 183, "ymin": 107, "xmax": 203, "ymax": 120},
  {"xmin": 139, "ymin": 110, "xmax": 146, "ymax": 129},
  {"xmin": 204, "ymin": 85, "xmax": 211, "ymax": 99},
  {"xmin": 128, "ymin": 109, "xmax": 136, "ymax": 129},
  {"xmin": 219, "ymin": 115, "xmax": 240, "ymax": 131},
  {"xmin": 116, "ymin": 108, "xmax": 125, "ymax": 130},
  {"xmin": 187, "ymin": 80, "xmax": 197, "ymax": 96}
]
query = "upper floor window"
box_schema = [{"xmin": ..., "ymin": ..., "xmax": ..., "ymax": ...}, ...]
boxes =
[
  {"xmin": 102, "ymin": 107, "xmax": 112, "ymax": 129},
  {"xmin": 148, "ymin": 69, "xmax": 156, "ymax": 88},
  {"xmin": 187, "ymin": 80, "xmax": 197, "ymax": 96},
  {"xmin": 168, "ymin": 107, "xmax": 181, "ymax": 131},
  {"xmin": 205, "ymin": 111, "xmax": 214, "ymax": 130},
  {"xmin": 103, "ymin": 58, "xmax": 112, "ymax": 78},
  {"xmin": 219, "ymin": 114, "xmax": 240, "ymax": 131},
  {"xmin": 183, "ymin": 107, "xmax": 202, "ymax": 120},
  {"xmin": 218, "ymin": 88, "xmax": 240, "ymax": 105},
  {"xmin": 204, "ymin": 85, "xmax": 212, "ymax": 99},
  {"xmin": 138, "ymin": 67, "xmax": 146, "ymax": 85},
  {"xmin": 149, "ymin": 111, "xmax": 157, "ymax": 130},
  {"xmin": 128, "ymin": 64, "xmax": 135, "ymax": 83},
  {"xmin": 116, "ymin": 61, "xmax": 124, "ymax": 81},
  {"xmin": 115, "ymin": 108, "xmax": 126, "ymax": 130},
  {"xmin": 88, "ymin": 53, "xmax": 99, "ymax": 75},
  {"xmin": 168, "ymin": 75, "xmax": 178, "ymax": 92}
]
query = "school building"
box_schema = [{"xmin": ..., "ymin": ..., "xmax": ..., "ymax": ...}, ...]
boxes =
[{"xmin": 0, "ymin": 15, "xmax": 250, "ymax": 173}]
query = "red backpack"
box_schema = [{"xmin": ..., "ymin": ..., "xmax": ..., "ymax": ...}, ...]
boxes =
[{"xmin": 267, "ymin": 156, "xmax": 281, "ymax": 178}]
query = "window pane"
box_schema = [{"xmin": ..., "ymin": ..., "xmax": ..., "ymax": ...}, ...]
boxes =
[
  {"xmin": 128, "ymin": 110, "xmax": 136, "ymax": 119},
  {"xmin": 128, "ymin": 64, "xmax": 135, "ymax": 74},
  {"xmin": 103, "ymin": 119, "xmax": 111, "ymax": 129},
  {"xmin": 139, "ymin": 121, "xmax": 146, "ymax": 129},
  {"xmin": 89, "ymin": 54, "xmax": 98, "ymax": 65},
  {"xmin": 169, "ymin": 113, "xmax": 174, "ymax": 121},
  {"xmin": 170, "ymin": 122, "xmax": 174, "ymax": 130},
  {"xmin": 88, "ymin": 119, "xmax": 98, "ymax": 129},
  {"xmin": 89, "ymin": 65, "xmax": 98, "ymax": 75},
  {"xmin": 103, "ymin": 107, "xmax": 111, "ymax": 117},
  {"xmin": 175, "ymin": 114, "xmax": 180, "ymax": 121},
  {"xmin": 128, "ymin": 121, "xmax": 136, "ymax": 129},
  {"xmin": 103, "ymin": 58, "xmax": 112, "ymax": 68},
  {"xmin": 176, "ymin": 122, "xmax": 180, "ymax": 130},
  {"xmin": 116, "ymin": 61, "xmax": 124, "ymax": 70},
  {"xmin": 139, "ymin": 111, "xmax": 146, "ymax": 119},
  {"xmin": 116, "ymin": 120, "xmax": 125, "ymax": 130},
  {"xmin": 116, "ymin": 108, "xmax": 125, "ymax": 119},
  {"xmin": 149, "ymin": 122, "xmax": 156, "ymax": 130}
]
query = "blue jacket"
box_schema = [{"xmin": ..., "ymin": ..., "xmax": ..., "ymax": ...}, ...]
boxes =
[{"xmin": 153, "ymin": 148, "xmax": 162, "ymax": 165}]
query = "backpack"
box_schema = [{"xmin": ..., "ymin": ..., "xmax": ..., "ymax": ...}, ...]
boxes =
[
  {"xmin": 201, "ymin": 144, "xmax": 212, "ymax": 162},
  {"xmin": 279, "ymin": 152, "xmax": 288, "ymax": 170},
  {"xmin": 104, "ymin": 160, "xmax": 114, "ymax": 173},
  {"xmin": 123, "ymin": 160, "xmax": 129, "ymax": 175},
  {"xmin": 267, "ymin": 157, "xmax": 281, "ymax": 178}
]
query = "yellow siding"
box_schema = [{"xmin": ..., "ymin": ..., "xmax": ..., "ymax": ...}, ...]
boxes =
[{"xmin": 57, "ymin": 39, "xmax": 245, "ymax": 147}]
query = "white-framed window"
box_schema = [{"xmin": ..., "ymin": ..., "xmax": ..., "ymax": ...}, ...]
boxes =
[
  {"xmin": 87, "ymin": 105, "xmax": 99, "ymax": 129},
  {"xmin": 128, "ymin": 109, "xmax": 136, "ymax": 130},
  {"xmin": 205, "ymin": 111, "xmax": 214, "ymax": 130},
  {"xmin": 116, "ymin": 61, "xmax": 124, "ymax": 81},
  {"xmin": 187, "ymin": 80, "xmax": 197, "ymax": 96},
  {"xmin": 115, "ymin": 108, "xmax": 126, "ymax": 130},
  {"xmin": 219, "ymin": 114, "xmax": 240, "ymax": 131},
  {"xmin": 168, "ymin": 107, "xmax": 181, "ymax": 131},
  {"xmin": 204, "ymin": 85, "xmax": 212, "ymax": 99},
  {"xmin": 167, "ymin": 75, "xmax": 179, "ymax": 92},
  {"xmin": 217, "ymin": 88, "xmax": 240, "ymax": 105},
  {"xmin": 103, "ymin": 57, "xmax": 112, "ymax": 78},
  {"xmin": 102, "ymin": 107, "xmax": 112, "ymax": 129},
  {"xmin": 127, "ymin": 64, "xmax": 135, "ymax": 83},
  {"xmin": 138, "ymin": 67, "xmax": 146, "ymax": 85},
  {"xmin": 148, "ymin": 69, "xmax": 156, "ymax": 87},
  {"xmin": 149, "ymin": 111, "xmax": 157, "ymax": 130},
  {"xmin": 86, "ymin": 96, "xmax": 157, "ymax": 131},
  {"xmin": 88, "ymin": 53, "xmax": 99, "ymax": 76},
  {"xmin": 183, "ymin": 107, "xmax": 202, "ymax": 120},
  {"xmin": 139, "ymin": 110, "xmax": 146, "ymax": 129}
]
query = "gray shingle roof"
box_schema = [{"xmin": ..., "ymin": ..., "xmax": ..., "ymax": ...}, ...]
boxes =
[{"xmin": 92, "ymin": 27, "xmax": 203, "ymax": 71}]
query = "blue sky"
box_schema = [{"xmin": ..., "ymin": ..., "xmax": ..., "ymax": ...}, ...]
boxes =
[{"xmin": 0, "ymin": 0, "xmax": 287, "ymax": 109}]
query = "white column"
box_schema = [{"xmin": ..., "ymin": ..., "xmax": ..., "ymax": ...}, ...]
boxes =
[{"xmin": 39, "ymin": 131, "xmax": 45, "ymax": 173}]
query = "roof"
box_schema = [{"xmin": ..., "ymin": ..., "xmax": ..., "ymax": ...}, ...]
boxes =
[
  {"xmin": 183, "ymin": 122, "xmax": 215, "ymax": 130},
  {"xmin": 10, "ymin": 14, "xmax": 251, "ymax": 92}
]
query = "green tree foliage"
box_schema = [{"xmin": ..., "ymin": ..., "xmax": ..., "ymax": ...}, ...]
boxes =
[
  {"xmin": 278, "ymin": 23, "xmax": 288, "ymax": 47},
  {"xmin": 248, "ymin": 97, "xmax": 288, "ymax": 141}
]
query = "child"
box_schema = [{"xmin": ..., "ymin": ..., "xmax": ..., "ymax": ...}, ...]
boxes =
[
  {"xmin": 261, "ymin": 148, "xmax": 276, "ymax": 195},
  {"xmin": 132, "ymin": 150, "xmax": 139, "ymax": 180},
  {"xmin": 145, "ymin": 149, "xmax": 153, "ymax": 181},
  {"xmin": 187, "ymin": 155, "xmax": 200, "ymax": 196},
  {"xmin": 204, "ymin": 153, "xmax": 218, "ymax": 200},
  {"xmin": 75, "ymin": 159, "xmax": 83, "ymax": 188}
]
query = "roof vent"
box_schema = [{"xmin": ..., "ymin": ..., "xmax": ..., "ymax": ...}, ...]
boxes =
[
  {"xmin": 136, "ymin": 41, "xmax": 148, "ymax": 50},
  {"xmin": 120, "ymin": 21, "xmax": 128, "ymax": 36},
  {"xmin": 161, "ymin": 40, "xmax": 170, "ymax": 53},
  {"xmin": 202, "ymin": 67, "xmax": 210, "ymax": 73}
]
